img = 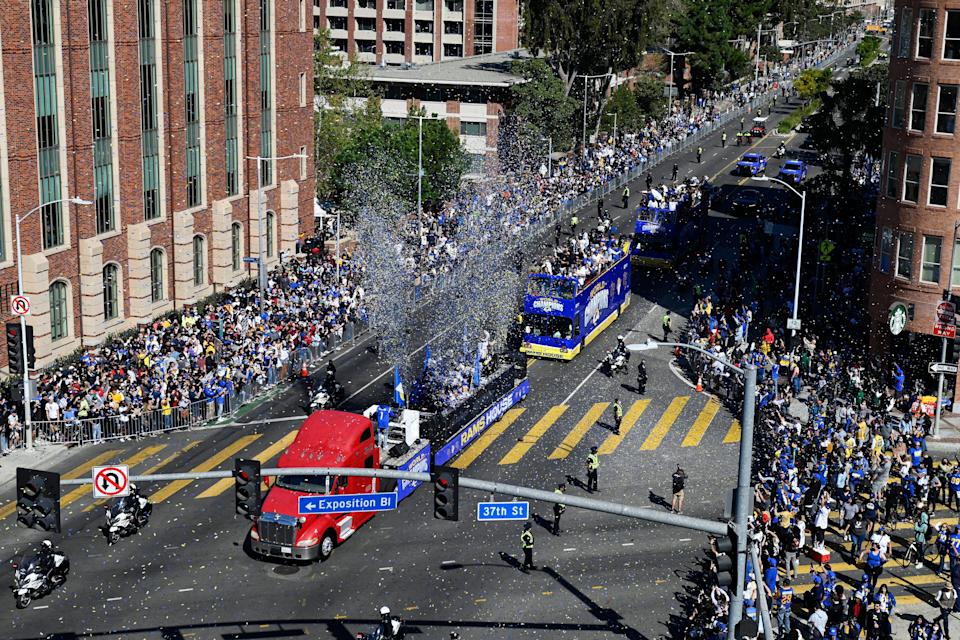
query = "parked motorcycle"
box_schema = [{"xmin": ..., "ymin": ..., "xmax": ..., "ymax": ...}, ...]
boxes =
[
  {"xmin": 11, "ymin": 548, "xmax": 69, "ymax": 609},
  {"xmin": 356, "ymin": 606, "xmax": 403, "ymax": 640},
  {"xmin": 102, "ymin": 494, "xmax": 152, "ymax": 544}
]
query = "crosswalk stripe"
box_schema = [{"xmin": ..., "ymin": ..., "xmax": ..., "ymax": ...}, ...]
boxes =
[
  {"xmin": 0, "ymin": 448, "xmax": 123, "ymax": 521},
  {"xmin": 61, "ymin": 445, "xmax": 167, "ymax": 509},
  {"xmin": 723, "ymin": 420, "xmax": 741, "ymax": 444},
  {"xmin": 196, "ymin": 430, "xmax": 299, "ymax": 498},
  {"xmin": 598, "ymin": 400, "xmax": 650, "ymax": 455},
  {"xmin": 640, "ymin": 396, "xmax": 689, "ymax": 451},
  {"xmin": 452, "ymin": 409, "xmax": 525, "ymax": 470},
  {"xmin": 83, "ymin": 441, "xmax": 202, "ymax": 513},
  {"xmin": 793, "ymin": 569, "xmax": 943, "ymax": 594},
  {"xmin": 500, "ymin": 405, "xmax": 568, "ymax": 465},
  {"xmin": 149, "ymin": 434, "xmax": 262, "ymax": 504},
  {"xmin": 548, "ymin": 403, "xmax": 610, "ymax": 460},
  {"xmin": 681, "ymin": 399, "xmax": 720, "ymax": 447}
]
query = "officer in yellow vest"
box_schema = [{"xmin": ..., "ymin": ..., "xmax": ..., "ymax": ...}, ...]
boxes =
[
  {"xmin": 552, "ymin": 483, "xmax": 566, "ymax": 535},
  {"xmin": 520, "ymin": 522, "xmax": 535, "ymax": 571},
  {"xmin": 587, "ymin": 446, "xmax": 600, "ymax": 492},
  {"xmin": 612, "ymin": 398, "xmax": 624, "ymax": 436}
]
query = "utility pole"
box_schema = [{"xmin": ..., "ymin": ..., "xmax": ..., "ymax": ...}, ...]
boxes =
[
  {"xmin": 581, "ymin": 73, "xmax": 614, "ymax": 152},
  {"xmin": 756, "ymin": 22, "xmax": 762, "ymax": 83}
]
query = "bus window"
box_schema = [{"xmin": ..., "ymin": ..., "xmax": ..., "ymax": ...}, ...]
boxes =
[
  {"xmin": 527, "ymin": 275, "xmax": 576, "ymax": 299},
  {"xmin": 524, "ymin": 315, "xmax": 573, "ymax": 339}
]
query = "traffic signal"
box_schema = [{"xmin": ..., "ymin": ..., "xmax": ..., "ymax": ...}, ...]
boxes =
[
  {"xmin": 432, "ymin": 465, "xmax": 459, "ymax": 521},
  {"xmin": 5, "ymin": 323, "xmax": 35, "ymax": 373},
  {"xmin": 714, "ymin": 531, "xmax": 737, "ymax": 588},
  {"xmin": 234, "ymin": 458, "xmax": 262, "ymax": 517},
  {"xmin": 16, "ymin": 468, "xmax": 60, "ymax": 533}
]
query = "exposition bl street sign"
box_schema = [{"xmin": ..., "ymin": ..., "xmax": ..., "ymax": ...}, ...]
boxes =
[
  {"xmin": 929, "ymin": 362, "xmax": 959, "ymax": 375},
  {"xmin": 297, "ymin": 492, "xmax": 397, "ymax": 515},
  {"xmin": 476, "ymin": 501, "xmax": 529, "ymax": 521}
]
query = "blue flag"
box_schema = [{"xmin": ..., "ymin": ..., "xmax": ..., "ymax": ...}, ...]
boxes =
[
  {"xmin": 393, "ymin": 366, "xmax": 406, "ymax": 408},
  {"xmin": 423, "ymin": 345, "xmax": 432, "ymax": 373},
  {"xmin": 472, "ymin": 349, "xmax": 482, "ymax": 388}
]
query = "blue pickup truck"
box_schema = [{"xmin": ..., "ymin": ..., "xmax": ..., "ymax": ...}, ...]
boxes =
[
  {"xmin": 736, "ymin": 152, "xmax": 767, "ymax": 176},
  {"xmin": 778, "ymin": 159, "xmax": 808, "ymax": 184}
]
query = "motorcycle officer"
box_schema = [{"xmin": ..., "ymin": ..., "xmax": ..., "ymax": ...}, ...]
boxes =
[
  {"xmin": 325, "ymin": 359, "xmax": 337, "ymax": 383},
  {"xmin": 377, "ymin": 606, "xmax": 400, "ymax": 639},
  {"xmin": 36, "ymin": 540, "xmax": 59, "ymax": 577},
  {"xmin": 776, "ymin": 142, "xmax": 786, "ymax": 158}
]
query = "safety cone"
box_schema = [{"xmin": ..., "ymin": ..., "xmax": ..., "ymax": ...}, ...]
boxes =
[
  {"xmin": 301, "ymin": 362, "xmax": 309, "ymax": 378},
  {"xmin": 696, "ymin": 376, "xmax": 703, "ymax": 393}
]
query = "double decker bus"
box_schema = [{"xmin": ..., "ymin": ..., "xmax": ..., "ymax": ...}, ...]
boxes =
[
  {"xmin": 520, "ymin": 239, "xmax": 632, "ymax": 360},
  {"xmin": 632, "ymin": 202, "xmax": 680, "ymax": 268}
]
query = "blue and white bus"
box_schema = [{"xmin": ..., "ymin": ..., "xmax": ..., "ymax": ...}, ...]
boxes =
[
  {"xmin": 633, "ymin": 203, "xmax": 680, "ymax": 268},
  {"xmin": 520, "ymin": 240, "xmax": 632, "ymax": 360}
]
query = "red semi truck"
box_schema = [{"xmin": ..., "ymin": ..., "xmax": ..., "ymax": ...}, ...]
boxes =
[{"xmin": 249, "ymin": 410, "xmax": 382, "ymax": 561}]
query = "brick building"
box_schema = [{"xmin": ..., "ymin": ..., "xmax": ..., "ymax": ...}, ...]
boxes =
[
  {"xmin": 0, "ymin": 0, "xmax": 314, "ymax": 371},
  {"xmin": 313, "ymin": 0, "xmax": 518, "ymax": 65},
  {"xmin": 869, "ymin": 0, "xmax": 960, "ymax": 398}
]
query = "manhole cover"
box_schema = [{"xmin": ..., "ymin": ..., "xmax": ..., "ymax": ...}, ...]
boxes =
[{"xmin": 273, "ymin": 565, "xmax": 300, "ymax": 576}]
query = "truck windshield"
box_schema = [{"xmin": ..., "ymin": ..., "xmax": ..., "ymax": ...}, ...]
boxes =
[{"xmin": 275, "ymin": 475, "xmax": 330, "ymax": 493}]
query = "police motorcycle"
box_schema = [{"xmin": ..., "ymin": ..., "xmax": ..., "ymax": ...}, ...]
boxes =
[
  {"xmin": 309, "ymin": 386, "xmax": 332, "ymax": 411},
  {"xmin": 102, "ymin": 484, "xmax": 153, "ymax": 544},
  {"xmin": 774, "ymin": 142, "xmax": 786, "ymax": 158},
  {"xmin": 11, "ymin": 540, "xmax": 69, "ymax": 609},
  {"xmin": 605, "ymin": 349, "xmax": 629, "ymax": 376},
  {"xmin": 356, "ymin": 606, "xmax": 404, "ymax": 639}
]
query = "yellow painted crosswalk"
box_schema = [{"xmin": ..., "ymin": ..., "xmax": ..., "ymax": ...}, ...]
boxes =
[
  {"xmin": 681, "ymin": 399, "xmax": 719, "ymax": 447},
  {"xmin": 149, "ymin": 434, "xmax": 262, "ymax": 504},
  {"xmin": 598, "ymin": 400, "xmax": 650, "ymax": 455},
  {"xmin": 500, "ymin": 405, "xmax": 568, "ymax": 465},
  {"xmin": 724, "ymin": 419, "xmax": 741, "ymax": 444},
  {"xmin": 452, "ymin": 409, "xmax": 525, "ymax": 470},
  {"xmin": 640, "ymin": 396, "xmax": 689, "ymax": 451},
  {"xmin": 197, "ymin": 430, "xmax": 299, "ymax": 498},
  {"xmin": 548, "ymin": 402, "xmax": 609, "ymax": 460}
]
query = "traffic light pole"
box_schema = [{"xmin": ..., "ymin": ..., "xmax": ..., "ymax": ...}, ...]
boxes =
[{"xmin": 14, "ymin": 213, "xmax": 31, "ymax": 449}]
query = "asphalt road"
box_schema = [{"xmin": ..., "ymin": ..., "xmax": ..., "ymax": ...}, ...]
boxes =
[{"xmin": 0, "ymin": 60, "xmax": 890, "ymax": 640}]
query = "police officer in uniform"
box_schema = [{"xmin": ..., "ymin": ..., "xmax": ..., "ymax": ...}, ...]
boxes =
[
  {"xmin": 570, "ymin": 213, "xmax": 579, "ymax": 235},
  {"xmin": 622, "ymin": 186, "xmax": 630, "ymax": 209},
  {"xmin": 721, "ymin": 131, "xmax": 727, "ymax": 148},
  {"xmin": 612, "ymin": 398, "xmax": 624, "ymax": 436},
  {"xmin": 637, "ymin": 360, "xmax": 647, "ymax": 394},
  {"xmin": 662, "ymin": 313, "xmax": 672, "ymax": 341},
  {"xmin": 552, "ymin": 483, "xmax": 566, "ymax": 535},
  {"xmin": 520, "ymin": 522, "xmax": 535, "ymax": 571},
  {"xmin": 696, "ymin": 146, "xmax": 703, "ymax": 163},
  {"xmin": 586, "ymin": 446, "xmax": 600, "ymax": 492}
]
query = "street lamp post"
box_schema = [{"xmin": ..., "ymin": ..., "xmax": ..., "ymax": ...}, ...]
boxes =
[
  {"xmin": 407, "ymin": 113, "xmax": 441, "ymax": 216},
  {"xmin": 605, "ymin": 112, "xmax": 618, "ymax": 143},
  {"xmin": 315, "ymin": 207, "xmax": 342, "ymax": 283},
  {"xmin": 662, "ymin": 49, "xmax": 693, "ymax": 103},
  {"xmin": 752, "ymin": 175, "xmax": 807, "ymax": 339},
  {"xmin": 16, "ymin": 196, "xmax": 92, "ymax": 448},
  {"xmin": 934, "ymin": 219, "xmax": 960, "ymax": 436},
  {"xmin": 627, "ymin": 339, "xmax": 762, "ymax": 640},
  {"xmin": 246, "ymin": 154, "xmax": 308, "ymax": 314}
]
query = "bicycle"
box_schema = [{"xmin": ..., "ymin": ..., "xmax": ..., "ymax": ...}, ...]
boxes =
[{"xmin": 901, "ymin": 540, "xmax": 923, "ymax": 568}]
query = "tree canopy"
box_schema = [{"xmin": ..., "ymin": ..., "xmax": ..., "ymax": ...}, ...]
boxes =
[{"xmin": 507, "ymin": 59, "xmax": 580, "ymax": 151}]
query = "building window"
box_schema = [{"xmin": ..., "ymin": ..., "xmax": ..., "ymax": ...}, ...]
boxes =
[
  {"xmin": 415, "ymin": 20, "xmax": 433, "ymax": 33},
  {"xmin": 356, "ymin": 17, "xmax": 376, "ymax": 31},
  {"xmin": 937, "ymin": 85, "xmax": 958, "ymax": 134},
  {"xmin": 385, "ymin": 41, "xmax": 404, "ymax": 55},
  {"xmin": 149, "ymin": 248, "xmax": 164, "ymax": 302},
  {"xmin": 879, "ymin": 228, "xmax": 893, "ymax": 274},
  {"xmin": 357, "ymin": 39, "xmax": 376, "ymax": 54},
  {"xmin": 903, "ymin": 154, "xmax": 922, "ymax": 203},
  {"xmin": 917, "ymin": 8, "xmax": 936, "ymax": 59},
  {"xmin": 443, "ymin": 21, "xmax": 463, "ymax": 34},
  {"xmin": 930, "ymin": 157, "xmax": 951, "ymax": 206},
  {"xmin": 415, "ymin": 42, "xmax": 433, "ymax": 57},
  {"xmin": 102, "ymin": 263, "xmax": 119, "ymax": 320},
  {"xmin": 299, "ymin": 72, "xmax": 306, "ymax": 107},
  {"xmin": 898, "ymin": 7, "xmax": 913, "ymax": 58},
  {"xmin": 414, "ymin": 0, "xmax": 433, "ymax": 10},
  {"xmin": 313, "ymin": 15, "xmax": 319, "ymax": 29},
  {"xmin": 224, "ymin": 0, "xmax": 239, "ymax": 196},
  {"xmin": 231, "ymin": 222, "xmax": 242, "ymax": 271},
  {"xmin": 139, "ymin": 0, "xmax": 161, "ymax": 220},
  {"xmin": 892, "ymin": 81, "xmax": 906, "ymax": 129},
  {"xmin": 922, "ymin": 236, "xmax": 943, "ymax": 283},
  {"xmin": 49, "ymin": 280, "xmax": 68, "ymax": 341},
  {"xmin": 386, "ymin": 0, "xmax": 405, "ymax": 8},
  {"xmin": 384, "ymin": 18, "xmax": 404, "ymax": 31},
  {"xmin": 329, "ymin": 0, "xmax": 346, "ymax": 7},
  {"xmin": 356, "ymin": 0, "xmax": 375, "ymax": 7},
  {"xmin": 259, "ymin": 0, "xmax": 273, "ymax": 185},
  {"xmin": 266, "ymin": 211, "xmax": 275, "ymax": 258},
  {"xmin": 329, "ymin": 16, "xmax": 347, "ymax": 30},
  {"xmin": 32, "ymin": 0, "xmax": 65, "ymax": 250},
  {"xmin": 444, "ymin": 43, "xmax": 463, "ymax": 58},
  {"xmin": 89, "ymin": 0, "xmax": 115, "ymax": 235},
  {"xmin": 444, "ymin": 0, "xmax": 463, "ymax": 10},
  {"xmin": 193, "ymin": 235, "xmax": 205, "ymax": 286},
  {"xmin": 897, "ymin": 232, "xmax": 914, "ymax": 279},
  {"xmin": 460, "ymin": 120, "xmax": 487, "ymax": 136},
  {"xmin": 299, "ymin": 0, "xmax": 306, "ymax": 30},
  {"xmin": 945, "ymin": 10, "xmax": 960, "ymax": 59},
  {"xmin": 300, "ymin": 146, "xmax": 307, "ymax": 180},
  {"xmin": 885, "ymin": 152, "xmax": 899, "ymax": 198},
  {"xmin": 473, "ymin": 0, "xmax": 493, "ymax": 54},
  {"xmin": 910, "ymin": 83, "xmax": 928, "ymax": 131},
  {"xmin": 184, "ymin": 0, "xmax": 202, "ymax": 207}
]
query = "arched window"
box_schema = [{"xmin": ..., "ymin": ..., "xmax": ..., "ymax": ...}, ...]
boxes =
[
  {"xmin": 49, "ymin": 280, "xmax": 69, "ymax": 341},
  {"xmin": 266, "ymin": 211, "xmax": 275, "ymax": 258},
  {"xmin": 193, "ymin": 235, "xmax": 205, "ymax": 286},
  {"xmin": 150, "ymin": 248, "xmax": 164, "ymax": 302},
  {"xmin": 103, "ymin": 264, "xmax": 119, "ymax": 320},
  {"xmin": 231, "ymin": 222, "xmax": 242, "ymax": 271}
]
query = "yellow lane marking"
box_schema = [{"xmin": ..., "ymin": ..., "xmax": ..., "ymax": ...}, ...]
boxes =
[
  {"xmin": 0, "ymin": 448, "xmax": 124, "ymax": 520},
  {"xmin": 474, "ymin": 598, "xmax": 487, "ymax": 603},
  {"xmin": 149, "ymin": 434, "xmax": 262, "ymax": 504},
  {"xmin": 723, "ymin": 420, "xmax": 741, "ymax": 444},
  {"xmin": 403, "ymin": 606, "xmax": 418, "ymax": 611},
  {"xmin": 452, "ymin": 409, "xmax": 526, "ymax": 470},
  {"xmin": 548, "ymin": 402, "xmax": 609, "ymax": 460},
  {"xmin": 500, "ymin": 405, "xmax": 568, "ymax": 465},
  {"xmin": 794, "ymin": 570, "xmax": 943, "ymax": 594},
  {"xmin": 591, "ymin": 585, "xmax": 605, "ymax": 590},
  {"xmin": 681, "ymin": 399, "xmax": 720, "ymax": 447},
  {"xmin": 597, "ymin": 400, "xmax": 650, "ymax": 455},
  {"xmin": 640, "ymin": 397, "xmax": 689, "ymax": 451},
  {"xmin": 542, "ymin": 591, "xmax": 553, "ymax": 595},
  {"xmin": 61, "ymin": 444, "xmax": 167, "ymax": 509},
  {"xmin": 196, "ymin": 430, "xmax": 299, "ymax": 498}
]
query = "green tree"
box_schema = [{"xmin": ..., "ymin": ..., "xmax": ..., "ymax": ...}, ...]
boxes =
[
  {"xmin": 508, "ymin": 59, "xmax": 579, "ymax": 151},
  {"xmin": 673, "ymin": 0, "xmax": 753, "ymax": 92},
  {"xmin": 391, "ymin": 107, "xmax": 469, "ymax": 209},
  {"xmin": 632, "ymin": 73, "xmax": 668, "ymax": 120},
  {"xmin": 600, "ymin": 75, "xmax": 668, "ymax": 134},
  {"xmin": 793, "ymin": 68, "xmax": 832, "ymax": 102},
  {"xmin": 856, "ymin": 35, "xmax": 881, "ymax": 67}
]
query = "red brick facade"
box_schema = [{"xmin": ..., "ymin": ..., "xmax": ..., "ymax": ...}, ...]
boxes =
[{"xmin": 0, "ymin": 0, "xmax": 314, "ymax": 369}]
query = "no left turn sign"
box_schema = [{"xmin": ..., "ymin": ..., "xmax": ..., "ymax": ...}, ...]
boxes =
[{"xmin": 92, "ymin": 465, "xmax": 130, "ymax": 498}]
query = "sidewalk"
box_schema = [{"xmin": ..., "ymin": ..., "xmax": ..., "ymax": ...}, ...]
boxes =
[
  {"xmin": 891, "ymin": 598, "xmax": 960, "ymax": 638},
  {"xmin": 930, "ymin": 413, "xmax": 960, "ymax": 455},
  {"xmin": 0, "ymin": 443, "xmax": 69, "ymax": 491}
]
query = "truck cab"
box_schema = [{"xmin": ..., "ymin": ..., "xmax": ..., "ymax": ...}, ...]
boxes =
[{"xmin": 249, "ymin": 410, "xmax": 380, "ymax": 562}]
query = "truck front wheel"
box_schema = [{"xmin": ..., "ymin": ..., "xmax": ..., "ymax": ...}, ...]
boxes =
[{"xmin": 319, "ymin": 531, "xmax": 336, "ymax": 561}]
